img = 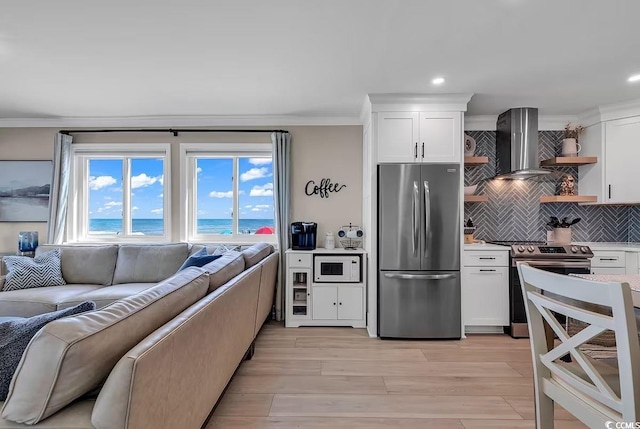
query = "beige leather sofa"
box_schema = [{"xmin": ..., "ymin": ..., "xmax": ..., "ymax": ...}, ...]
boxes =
[{"xmin": 0, "ymin": 242, "xmax": 278, "ymax": 429}]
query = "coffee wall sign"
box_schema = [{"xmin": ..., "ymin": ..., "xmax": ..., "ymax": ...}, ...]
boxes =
[{"xmin": 305, "ymin": 178, "xmax": 346, "ymax": 199}]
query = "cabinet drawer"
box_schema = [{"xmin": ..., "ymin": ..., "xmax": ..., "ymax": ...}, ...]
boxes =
[
  {"xmin": 591, "ymin": 267, "xmax": 627, "ymax": 275},
  {"xmin": 591, "ymin": 251, "xmax": 625, "ymax": 268},
  {"xmin": 463, "ymin": 251, "xmax": 509, "ymax": 267},
  {"xmin": 288, "ymin": 253, "xmax": 312, "ymax": 268}
]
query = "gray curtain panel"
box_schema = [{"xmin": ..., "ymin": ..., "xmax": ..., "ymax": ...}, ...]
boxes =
[
  {"xmin": 272, "ymin": 131, "xmax": 291, "ymax": 321},
  {"xmin": 46, "ymin": 133, "xmax": 73, "ymax": 244}
]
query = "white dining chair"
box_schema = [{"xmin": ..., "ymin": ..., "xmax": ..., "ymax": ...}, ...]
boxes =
[{"xmin": 518, "ymin": 263, "xmax": 640, "ymax": 428}]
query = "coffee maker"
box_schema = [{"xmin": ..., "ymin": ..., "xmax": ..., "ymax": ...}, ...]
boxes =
[{"xmin": 291, "ymin": 222, "xmax": 317, "ymax": 250}]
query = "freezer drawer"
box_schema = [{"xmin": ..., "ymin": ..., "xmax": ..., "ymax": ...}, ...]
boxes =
[{"xmin": 379, "ymin": 270, "xmax": 461, "ymax": 339}]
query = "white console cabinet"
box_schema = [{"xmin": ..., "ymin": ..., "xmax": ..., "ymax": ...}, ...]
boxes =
[{"xmin": 285, "ymin": 249, "xmax": 367, "ymax": 328}]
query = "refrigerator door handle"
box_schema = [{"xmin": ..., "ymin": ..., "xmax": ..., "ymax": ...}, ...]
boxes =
[
  {"xmin": 412, "ymin": 181, "xmax": 419, "ymax": 257},
  {"xmin": 423, "ymin": 180, "xmax": 431, "ymax": 258},
  {"xmin": 384, "ymin": 273, "xmax": 455, "ymax": 280}
]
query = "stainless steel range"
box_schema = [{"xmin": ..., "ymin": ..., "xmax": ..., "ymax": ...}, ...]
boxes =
[{"xmin": 489, "ymin": 241, "xmax": 593, "ymax": 338}]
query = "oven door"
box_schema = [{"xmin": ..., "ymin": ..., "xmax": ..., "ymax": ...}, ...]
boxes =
[{"xmin": 509, "ymin": 259, "xmax": 591, "ymax": 337}]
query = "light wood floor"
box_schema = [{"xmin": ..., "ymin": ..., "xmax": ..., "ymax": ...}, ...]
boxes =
[{"xmin": 206, "ymin": 322, "xmax": 587, "ymax": 429}]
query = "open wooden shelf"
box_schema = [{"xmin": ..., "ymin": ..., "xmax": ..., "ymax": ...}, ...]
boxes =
[
  {"xmin": 540, "ymin": 156, "xmax": 598, "ymax": 167},
  {"xmin": 539, "ymin": 195, "xmax": 598, "ymax": 203},
  {"xmin": 464, "ymin": 156, "xmax": 489, "ymax": 165},
  {"xmin": 464, "ymin": 195, "xmax": 489, "ymax": 202}
]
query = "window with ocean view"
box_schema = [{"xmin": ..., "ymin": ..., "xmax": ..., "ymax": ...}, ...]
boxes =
[
  {"xmin": 183, "ymin": 144, "xmax": 275, "ymax": 243},
  {"xmin": 70, "ymin": 144, "xmax": 171, "ymax": 242}
]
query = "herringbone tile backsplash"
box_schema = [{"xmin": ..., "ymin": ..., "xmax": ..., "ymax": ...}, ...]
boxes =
[{"xmin": 464, "ymin": 131, "xmax": 640, "ymax": 243}]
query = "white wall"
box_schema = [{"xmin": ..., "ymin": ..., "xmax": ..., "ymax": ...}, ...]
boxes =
[{"xmin": 0, "ymin": 126, "xmax": 362, "ymax": 252}]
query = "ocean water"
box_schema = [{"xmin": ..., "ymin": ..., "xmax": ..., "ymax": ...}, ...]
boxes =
[{"xmin": 89, "ymin": 219, "xmax": 275, "ymax": 236}]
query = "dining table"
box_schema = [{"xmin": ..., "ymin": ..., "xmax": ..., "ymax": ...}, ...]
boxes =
[{"xmin": 543, "ymin": 273, "xmax": 640, "ymax": 351}]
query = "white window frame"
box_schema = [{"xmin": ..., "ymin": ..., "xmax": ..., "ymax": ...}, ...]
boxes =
[
  {"xmin": 68, "ymin": 143, "xmax": 171, "ymax": 243},
  {"xmin": 180, "ymin": 143, "xmax": 276, "ymax": 244}
]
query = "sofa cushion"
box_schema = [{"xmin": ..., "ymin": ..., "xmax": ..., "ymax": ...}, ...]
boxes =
[
  {"xmin": 0, "ymin": 302, "xmax": 96, "ymax": 401},
  {"xmin": 0, "ymin": 285, "xmax": 102, "ymax": 318},
  {"xmin": 112, "ymin": 243, "xmax": 189, "ymax": 284},
  {"xmin": 2, "ymin": 250, "xmax": 66, "ymax": 292},
  {"xmin": 201, "ymin": 251, "xmax": 245, "ymax": 293},
  {"xmin": 1, "ymin": 267, "xmax": 209, "ymax": 424},
  {"xmin": 177, "ymin": 247, "xmax": 222, "ymax": 271},
  {"xmin": 56, "ymin": 283, "xmax": 157, "ymax": 310},
  {"xmin": 241, "ymin": 242, "xmax": 274, "ymax": 268},
  {"xmin": 36, "ymin": 245, "xmax": 119, "ymax": 286}
]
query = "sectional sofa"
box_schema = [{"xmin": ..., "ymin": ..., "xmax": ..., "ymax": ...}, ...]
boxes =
[{"xmin": 0, "ymin": 242, "xmax": 278, "ymax": 428}]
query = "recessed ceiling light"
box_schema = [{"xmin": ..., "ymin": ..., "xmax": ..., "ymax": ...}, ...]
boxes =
[
  {"xmin": 432, "ymin": 77, "xmax": 445, "ymax": 85},
  {"xmin": 628, "ymin": 74, "xmax": 640, "ymax": 83}
]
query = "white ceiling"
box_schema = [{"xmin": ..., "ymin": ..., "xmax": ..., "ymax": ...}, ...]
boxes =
[{"xmin": 1, "ymin": 0, "xmax": 640, "ymax": 122}]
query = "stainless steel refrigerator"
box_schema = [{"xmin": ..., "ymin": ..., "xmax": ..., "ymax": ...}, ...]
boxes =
[{"xmin": 378, "ymin": 163, "xmax": 461, "ymax": 339}]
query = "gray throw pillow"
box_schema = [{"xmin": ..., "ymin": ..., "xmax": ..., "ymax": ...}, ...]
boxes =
[
  {"xmin": 0, "ymin": 301, "xmax": 96, "ymax": 400},
  {"xmin": 2, "ymin": 249, "xmax": 66, "ymax": 291}
]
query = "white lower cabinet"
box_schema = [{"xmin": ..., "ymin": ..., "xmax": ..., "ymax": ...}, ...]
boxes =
[
  {"xmin": 463, "ymin": 267, "xmax": 509, "ymax": 326},
  {"xmin": 462, "ymin": 248, "xmax": 510, "ymax": 333},
  {"xmin": 590, "ymin": 250, "xmax": 626, "ymax": 275},
  {"xmin": 312, "ymin": 285, "xmax": 364, "ymax": 322}
]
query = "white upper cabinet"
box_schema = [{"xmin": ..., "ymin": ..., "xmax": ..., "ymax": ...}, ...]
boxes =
[
  {"xmin": 377, "ymin": 112, "xmax": 420, "ymax": 163},
  {"xmin": 377, "ymin": 111, "xmax": 461, "ymax": 163},
  {"xmin": 579, "ymin": 115, "xmax": 640, "ymax": 204},
  {"xmin": 419, "ymin": 112, "xmax": 461, "ymax": 163}
]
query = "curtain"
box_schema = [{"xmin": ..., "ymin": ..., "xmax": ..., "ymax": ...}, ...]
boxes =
[
  {"xmin": 272, "ymin": 131, "xmax": 291, "ymax": 321},
  {"xmin": 46, "ymin": 133, "xmax": 73, "ymax": 244}
]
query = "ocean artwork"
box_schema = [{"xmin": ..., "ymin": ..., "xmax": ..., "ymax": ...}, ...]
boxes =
[
  {"xmin": 89, "ymin": 218, "xmax": 275, "ymax": 236},
  {"xmin": 0, "ymin": 161, "xmax": 53, "ymax": 222}
]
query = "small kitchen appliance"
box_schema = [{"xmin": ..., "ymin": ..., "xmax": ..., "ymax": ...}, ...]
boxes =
[
  {"xmin": 489, "ymin": 241, "xmax": 593, "ymax": 338},
  {"xmin": 337, "ymin": 224, "xmax": 364, "ymax": 249},
  {"xmin": 291, "ymin": 222, "xmax": 317, "ymax": 250},
  {"xmin": 314, "ymin": 255, "xmax": 361, "ymax": 283}
]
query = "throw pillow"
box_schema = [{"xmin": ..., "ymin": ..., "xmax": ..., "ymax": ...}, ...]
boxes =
[
  {"xmin": 212, "ymin": 244, "xmax": 242, "ymax": 255},
  {"xmin": 0, "ymin": 301, "xmax": 96, "ymax": 400},
  {"xmin": 177, "ymin": 247, "xmax": 222, "ymax": 272},
  {"xmin": 2, "ymin": 249, "xmax": 66, "ymax": 292}
]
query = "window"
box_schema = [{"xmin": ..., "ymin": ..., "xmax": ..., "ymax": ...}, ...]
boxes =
[
  {"xmin": 69, "ymin": 144, "xmax": 171, "ymax": 242},
  {"xmin": 181, "ymin": 144, "xmax": 275, "ymax": 243}
]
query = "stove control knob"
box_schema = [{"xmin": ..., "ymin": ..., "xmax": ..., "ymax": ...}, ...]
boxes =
[
  {"xmin": 570, "ymin": 246, "xmax": 578, "ymax": 253},
  {"xmin": 527, "ymin": 246, "xmax": 535, "ymax": 253},
  {"xmin": 517, "ymin": 246, "xmax": 525, "ymax": 253},
  {"xmin": 580, "ymin": 246, "xmax": 589, "ymax": 254}
]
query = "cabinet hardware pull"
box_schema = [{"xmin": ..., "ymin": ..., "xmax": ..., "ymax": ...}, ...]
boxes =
[
  {"xmin": 599, "ymin": 258, "xmax": 617, "ymax": 261},
  {"xmin": 479, "ymin": 269, "xmax": 496, "ymax": 272},
  {"xmin": 608, "ymin": 184, "xmax": 612, "ymax": 199},
  {"xmin": 414, "ymin": 143, "xmax": 418, "ymax": 159},
  {"xmin": 479, "ymin": 257, "xmax": 496, "ymax": 260},
  {"xmin": 333, "ymin": 302, "xmax": 336, "ymax": 306},
  {"xmin": 339, "ymin": 302, "xmax": 342, "ymax": 305},
  {"xmin": 421, "ymin": 142, "xmax": 424, "ymax": 158}
]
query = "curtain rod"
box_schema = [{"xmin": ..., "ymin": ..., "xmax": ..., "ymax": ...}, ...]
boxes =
[{"xmin": 58, "ymin": 129, "xmax": 289, "ymax": 137}]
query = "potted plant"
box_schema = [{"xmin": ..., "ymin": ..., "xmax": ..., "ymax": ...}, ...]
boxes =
[
  {"xmin": 562, "ymin": 123, "xmax": 585, "ymax": 156},
  {"xmin": 547, "ymin": 216, "xmax": 581, "ymax": 244}
]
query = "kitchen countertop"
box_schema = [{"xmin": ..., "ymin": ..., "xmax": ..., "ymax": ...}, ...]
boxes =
[
  {"xmin": 463, "ymin": 243, "xmax": 511, "ymax": 251},
  {"xmin": 573, "ymin": 242, "xmax": 640, "ymax": 252}
]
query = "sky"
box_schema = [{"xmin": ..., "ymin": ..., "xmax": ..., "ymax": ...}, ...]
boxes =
[{"xmin": 88, "ymin": 157, "xmax": 274, "ymax": 220}]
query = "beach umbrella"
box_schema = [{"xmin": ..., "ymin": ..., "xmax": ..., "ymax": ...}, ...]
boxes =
[{"xmin": 255, "ymin": 226, "xmax": 274, "ymax": 234}]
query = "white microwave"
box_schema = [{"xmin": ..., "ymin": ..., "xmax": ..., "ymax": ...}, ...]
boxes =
[{"xmin": 314, "ymin": 255, "xmax": 361, "ymax": 283}]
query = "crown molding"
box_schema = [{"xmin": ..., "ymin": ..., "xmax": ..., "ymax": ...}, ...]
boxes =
[
  {"xmin": 464, "ymin": 114, "xmax": 577, "ymax": 131},
  {"xmin": 360, "ymin": 96, "xmax": 372, "ymax": 128},
  {"xmin": 578, "ymin": 98, "xmax": 640, "ymax": 127},
  {"xmin": 368, "ymin": 93, "xmax": 473, "ymax": 112},
  {"xmin": 0, "ymin": 115, "xmax": 362, "ymax": 128}
]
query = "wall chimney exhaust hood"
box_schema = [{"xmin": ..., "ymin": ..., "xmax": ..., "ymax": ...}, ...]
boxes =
[{"xmin": 494, "ymin": 107, "xmax": 551, "ymax": 179}]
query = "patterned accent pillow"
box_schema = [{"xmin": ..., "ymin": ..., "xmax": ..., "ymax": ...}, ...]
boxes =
[
  {"xmin": 212, "ymin": 244, "xmax": 243, "ymax": 255},
  {"xmin": 2, "ymin": 249, "xmax": 67, "ymax": 291}
]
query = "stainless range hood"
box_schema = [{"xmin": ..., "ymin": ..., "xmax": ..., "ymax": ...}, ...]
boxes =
[{"xmin": 495, "ymin": 107, "xmax": 551, "ymax": 179}]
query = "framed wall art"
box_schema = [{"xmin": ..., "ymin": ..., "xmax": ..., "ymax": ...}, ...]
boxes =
[{"xmin": 0, "ymin": 161, "xmax": 53, "ymax": 222}]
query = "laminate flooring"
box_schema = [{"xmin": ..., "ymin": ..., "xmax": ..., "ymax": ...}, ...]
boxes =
[{"xmin": 206, "ymin": 322, "xmax": 587, "ymax": 429}]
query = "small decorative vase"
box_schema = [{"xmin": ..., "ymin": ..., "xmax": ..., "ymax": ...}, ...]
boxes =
[
  {"xmin": 553, "ymin": 227, "xmax": 571, "ymax": 245},
  {"xmin": 18, "ymin": 231, "xmax": 38, "ymax": 256}
]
